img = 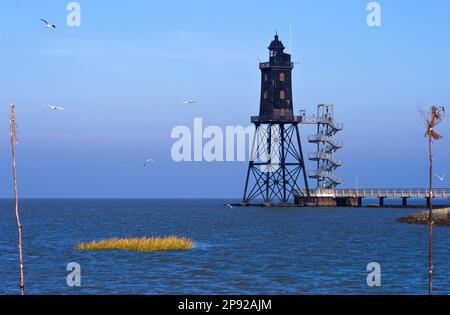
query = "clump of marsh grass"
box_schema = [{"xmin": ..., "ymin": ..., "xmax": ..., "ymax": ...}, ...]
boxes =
[{"xmin": 75, "ymin": 236, "xmax": 194, "ymax": 252}]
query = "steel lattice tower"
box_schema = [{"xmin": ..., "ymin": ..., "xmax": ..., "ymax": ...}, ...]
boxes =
[{"xmin": 242, "ymin": 35, "xmax": 309, "ymax": 206}]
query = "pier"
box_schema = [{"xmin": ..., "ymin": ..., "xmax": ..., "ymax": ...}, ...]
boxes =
[{"xmin": 294, "ymin": 188, "xmax": 450, "ymax": 207}]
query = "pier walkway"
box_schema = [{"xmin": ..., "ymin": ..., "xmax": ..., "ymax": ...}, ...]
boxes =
[{"xmin": 294, "ymin": 188, "xmax": 450, "ymax": 207}]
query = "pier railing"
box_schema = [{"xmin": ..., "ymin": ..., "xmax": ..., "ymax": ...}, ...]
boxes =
[
  {"xmin": 308, "ymin": 152, "xmax": 343, "ymax": 166},
  {"xmin": 308, "ymin": 171, "xmax": 343, "ymax": 185},
  {"xmin": 295, "ymin": 188, "xmax": 450, "ymax": 198},
  {"xmin": 300, "ymin": 116, "xmax": 344, "ymax": 131},
  {"xmin": 308, "ymin": 135, "xmax": 343, "ymax": 148}
]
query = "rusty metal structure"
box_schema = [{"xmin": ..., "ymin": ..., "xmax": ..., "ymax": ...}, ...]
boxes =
[{"xmin": 242, "ymin": 35, "xmax": 309, "ymax": 206}]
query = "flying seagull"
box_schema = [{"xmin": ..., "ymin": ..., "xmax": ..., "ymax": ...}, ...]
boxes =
[
  {"xmin": 144, "ymin": 159, "xmax": 155, "ymax": 166},
  {"xmin": 225, "ymin": 203, "xmax": 234, "ymax": 209},
  {"xmin": 183, "ymin": 100, "xmax": 197, "ymax": 104},
  {"xmin": 41, "ymin": 19, "xmax": 56, "ymax": 29},
  {"xmin": 43, "ymin": 105, "xmax": 66, "ymax": 111},
  {"xmin": 435, "ymin": 173, "xmax": 446, "ymax": 181}
]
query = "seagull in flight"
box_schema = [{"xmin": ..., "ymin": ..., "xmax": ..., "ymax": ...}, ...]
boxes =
[
  {"xmin": 144, "ymin": 159, "xmax": 155, "ymax": 166},
  {"xmin": 183, "ymin": 100, "xmax": 198, "ymax": 104},
  {"xmin": 225, "ymin": 203, "xmax": 234, "ymax": 209},
  {"xmin": 43, "ymin": 105, "xmax": 66, "ymax": 111},
  {"xmin": 435, "ymin": 173, "xmax": 446, "ymax": 181},
  {"xmin": 41, "ymin": 19, "xmax": 56, "ymax": 29}
]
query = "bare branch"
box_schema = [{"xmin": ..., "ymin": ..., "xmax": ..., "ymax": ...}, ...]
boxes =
[
  {"xmin": 10, "ymin": 101, "xmax": 25, "ymax": 295},
  {"xmin": 420, "ymin": 104, "xmax": 445, "ymax": 295}
]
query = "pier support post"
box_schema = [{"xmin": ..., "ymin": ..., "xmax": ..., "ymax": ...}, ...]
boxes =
[
  {"xmin": 358, "ymin": 198, "xmax": 362, "ymax": 207},
  {"xmin": 379, "ymin": 197, "xmax": 385, "ymax": 207},
  {"xmin": 402, "ymin": 197, "xmax": 408, "ymax": 208},
  {"xmin": 426, "ymin": 197, "xmax": 431, "ymax": 208}
]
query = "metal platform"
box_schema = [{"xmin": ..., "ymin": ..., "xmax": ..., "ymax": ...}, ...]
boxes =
[
  {"xmin": 296, "ymin": 188, "xmax": 450, "ymax": 198},
  {"xmin": 294, "ymin": 188, "xmax": 450, "ymax": 207}
]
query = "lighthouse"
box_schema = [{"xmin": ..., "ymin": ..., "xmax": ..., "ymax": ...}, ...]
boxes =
[
  {"xmin": 242, "ymin": 35, "xmax": 310, "ymax": 206},
  {"xmin": 258, "ymin": 34, "xmax": 294, "ymax": 122}
]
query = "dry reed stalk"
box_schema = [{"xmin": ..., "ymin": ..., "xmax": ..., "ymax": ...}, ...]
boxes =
[
  {"xmin": 420, "ymin": 105, "xmax": 445, "ymax": 295},
  {"xmin": 10, "ymin": 102, "xmax": 24, "ymax": 295}
]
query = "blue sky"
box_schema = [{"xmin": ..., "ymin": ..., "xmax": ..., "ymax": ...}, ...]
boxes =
[{"xmin": 0, "ymin": 0, "xmax": 449, "ymax": 198}]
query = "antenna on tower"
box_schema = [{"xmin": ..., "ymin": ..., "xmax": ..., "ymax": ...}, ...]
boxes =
[{"xmin": 289, "ymin": 23, "xmax": 292, "ymax": 54}]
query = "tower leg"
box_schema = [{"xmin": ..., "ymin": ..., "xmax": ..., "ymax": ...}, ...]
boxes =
[
  {"xmin": 242, "ymin": 122, "xmax": 309, "ymax": 206},
  {"xmin": 295, "ymin": 124, "xmax": 310, "ymax": 197},
  {"xmin": 242, "ymin": 124, "xmax": 259, "ymax": 205},
  {"xmin": 242, "ymin": 164, "xmax": 252, "ymax": 205},
  {"xmin": 265, "ymin": 124, "xmax": 272, "ymax": 206},
  {"xmin": 280, "ymin": 124, "xmax": 287, "ymax": 203}
]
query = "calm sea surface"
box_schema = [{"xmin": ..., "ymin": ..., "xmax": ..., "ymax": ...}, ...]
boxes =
[{"xmin": 0, "ymin": 199, "xmax": 448, "ymax": 295}]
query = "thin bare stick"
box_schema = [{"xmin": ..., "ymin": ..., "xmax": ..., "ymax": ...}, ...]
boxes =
[
  {"xmin": 420, "ymin": 105, "xmax": 445, "ymax": 295},
  {"xmin": 10, "ymin": 102, "xmax": 24, "ymax": 295}
]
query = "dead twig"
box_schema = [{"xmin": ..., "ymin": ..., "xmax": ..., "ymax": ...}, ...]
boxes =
[
  {"xmin": 10, "ymin": 101, "xmax": 24, "ymax": 295},
  {"xmin": 419, "ymin": 105, "xmax": 445, "ymax": 295}
]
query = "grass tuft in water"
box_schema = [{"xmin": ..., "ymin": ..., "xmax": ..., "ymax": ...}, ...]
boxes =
[{"xmin": 75, "ymin": 236, "xmax": 194, "ymax": 252}]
